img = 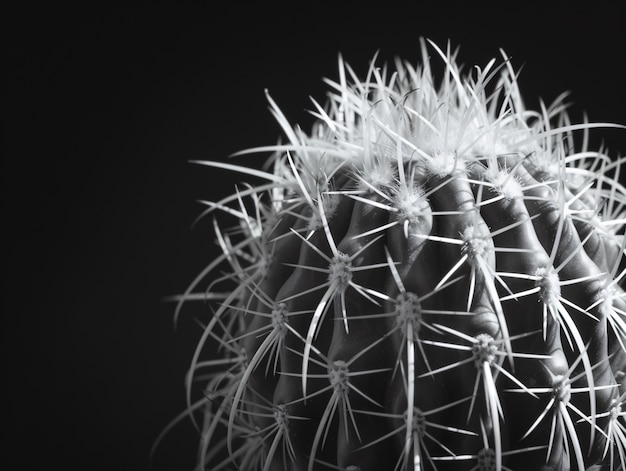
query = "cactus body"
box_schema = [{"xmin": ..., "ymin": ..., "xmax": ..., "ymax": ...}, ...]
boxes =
[{"xmin": 175, "ymin": 40, "xmax": 626, "ymax": 470}]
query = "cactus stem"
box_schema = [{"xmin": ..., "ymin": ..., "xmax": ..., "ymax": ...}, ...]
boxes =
[{"xmin": 166, "ymin": 39, "xmax": 626, "ymax": 470}]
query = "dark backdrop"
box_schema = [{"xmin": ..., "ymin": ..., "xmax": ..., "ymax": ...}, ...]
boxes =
[{"xmin": 5, "ymin": 2, "xmax": 625, "ymax": 470}]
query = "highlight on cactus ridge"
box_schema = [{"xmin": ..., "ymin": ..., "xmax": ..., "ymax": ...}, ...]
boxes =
[{"xmin": 159, "ymin": 39, "xmax": 626, "ymax": 470}]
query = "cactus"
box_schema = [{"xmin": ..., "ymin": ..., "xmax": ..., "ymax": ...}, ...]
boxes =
[{"xmin": 168, "ymin": 39, "xmax": 626, "ymax": 470}]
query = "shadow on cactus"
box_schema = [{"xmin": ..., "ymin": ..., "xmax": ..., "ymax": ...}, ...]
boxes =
[{"xmin": 158, "ymin": 39, "xmax": 626, "ymax": 470}]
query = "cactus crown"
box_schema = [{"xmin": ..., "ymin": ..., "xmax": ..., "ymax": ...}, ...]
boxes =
[{"xmin": 162, "ymin": 39, "xmax": 626, "ymax": 470}]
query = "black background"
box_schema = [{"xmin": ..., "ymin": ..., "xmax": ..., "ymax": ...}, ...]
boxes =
[{"xmin": 5, "ymin": 2, "xmax": 626, "ymax": 470}]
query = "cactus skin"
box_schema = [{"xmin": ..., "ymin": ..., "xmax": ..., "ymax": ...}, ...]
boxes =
[{"xmin": 174, "ymin": 40, "xmax": 626, "ymax": 470}]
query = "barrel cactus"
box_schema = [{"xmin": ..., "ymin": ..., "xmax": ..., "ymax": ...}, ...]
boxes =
[{"xmin": 170, "ymin": 39, "xmax": 626, "ymax": 470}]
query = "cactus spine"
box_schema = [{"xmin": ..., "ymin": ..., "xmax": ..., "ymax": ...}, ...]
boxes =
[{"xmin": 171, "ymin": 39, "xmax": 626, "ymax": 470}]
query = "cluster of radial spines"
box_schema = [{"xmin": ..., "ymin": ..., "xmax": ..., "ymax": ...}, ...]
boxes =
[{"xmin": 170, "ymin": 40, "xmax": 626, "ymax": 471}]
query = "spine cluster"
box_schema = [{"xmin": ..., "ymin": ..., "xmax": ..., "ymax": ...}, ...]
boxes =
[{"xmin": 168, "ymin": 40, "xmax": 626, "ymax": 470}]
